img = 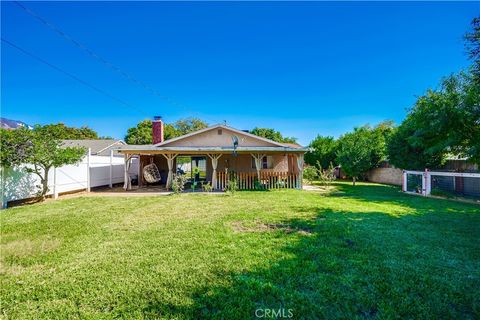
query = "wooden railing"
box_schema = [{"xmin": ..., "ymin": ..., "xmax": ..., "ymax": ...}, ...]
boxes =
[{"xmin": 216, "ymin": 171, "xmax": 299, "ymax": 190}]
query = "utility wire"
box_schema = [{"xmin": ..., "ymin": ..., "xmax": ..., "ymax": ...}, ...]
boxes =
[
  {"xmin": 2, "ymin": 37, "xmax": 148, "ymax": 115},
  {"xmin": 13, "ymin": 0, "xmax": 189, "ymax": 111}
]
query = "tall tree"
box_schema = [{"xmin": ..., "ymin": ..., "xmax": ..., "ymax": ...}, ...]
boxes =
[
  {"xmin": 174, "ymin": 118, "xmax": 208, "ymax": 135},
  {"xmin": 250, "ymin": 127, "xmax": 297, "ymax": 143},
  {"xmin": 0, "ymin": 126, "xmax": 85, "ymax": 200},
  {"xmin": 41, "ymin": 123, "xmax": 100, "ymax": 139},
  {"xmin": 387, "ymin": 72, "xmax": 480, "ymax": 169},
  {"xmin": 304, "ymin": 135, "xmax": 337, "ymax": 168},
  {"xmin": 125, "ymin": 120, "xmax": 154, "ymax": 144},
  {"xmin": 124, "ymin": 118, "xmax": 208, "ymax": 145},
  {"xmin": 336, "ymin": 123, "xmax": 392, "ymax": 185},
  {"xmin": 465, "ymin": 16, "xmax": 480, "ymax": 81},
  {"xmin": 336, "ymin": 127, "xmax": 372, "ymax": 186}
]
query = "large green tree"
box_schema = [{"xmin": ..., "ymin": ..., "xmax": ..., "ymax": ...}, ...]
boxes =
[
  {"xmin": 125, "ymin": 118, "xmax": 208, "ymax": 144},
  {"xmin": 387, "ymin": 72, "xmax": 480, "ymax": 169},
  {"xmin": 304, "ymin": 135, "xmax": 337, "ymax": 168},
  {"xmin": 41, "ymin": 123, "xmax": 100, "ymax": 139},
  {"xmin": 0, "ymin": 126, "xmax": 85, "ymax": 199},
  {"xmin": 250, "ymin": 127, "xmax": 297, "ymax": 143},
  {"xmin": 125, "ymin": 120, "xmax": 154, "ymax": 144},
  {"xmin": 336, "ymin": 123, "xmax": 392, "ymax": 185},
  {"xmin": 465, "ymin": 16, "xmax": 480, "ymax": 81}
]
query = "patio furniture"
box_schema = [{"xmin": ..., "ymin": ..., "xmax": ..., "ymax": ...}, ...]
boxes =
[{"xmin": 143, "ymin": 163, "xmax": 162, "ymax": 184}]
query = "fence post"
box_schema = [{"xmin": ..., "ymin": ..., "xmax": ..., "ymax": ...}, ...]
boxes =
[
  {"xmin": 109, "ymin": 149, "xmax": 113, "ymax": 188},
  {"xmin": 424, "ymin": 169, "xmax": 431, "ymax": 196},
  {"xmin": 1, "ymin": 167, "xmax": 6, "ymax": 209},
  {"xmin": 421, "ymin": 169, "xmax": 429, "ymax": 196},
  {"xmin": 86, "ymin": 148, "xmax": 91, "ymax": 192},
  {"xmin": 53, "ymin": 167, "xmax": 58, "ymax": 199},
  {"xmin": 402, "ymin": 171, "xmax": 405, "ymax": 192}
]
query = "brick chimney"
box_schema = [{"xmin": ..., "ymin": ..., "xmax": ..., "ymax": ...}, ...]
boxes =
[{"xmin": 152, "ymin": 116, "xmax": 164, "ymax": 144}]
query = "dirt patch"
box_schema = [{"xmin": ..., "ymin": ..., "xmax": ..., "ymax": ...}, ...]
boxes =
[
  {"xmin": 230, "ymin": 221, "xmax": 313, "ymax": 235},
  {"xmin": 1, "ymin": 238, "xmax": 61, "ymax": 258}
]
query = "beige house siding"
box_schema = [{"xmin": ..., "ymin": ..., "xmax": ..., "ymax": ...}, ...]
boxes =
[
  {"xmin": 214, "ymin": 154, "xmax": 289, "ymax": 173},
  {"xmin": 161, "ymin": 127, "xmax": 280, "ymax": 148},
  {"xmin": 141, "ymin": 153, "xmax": 293, "ymax": 184}
]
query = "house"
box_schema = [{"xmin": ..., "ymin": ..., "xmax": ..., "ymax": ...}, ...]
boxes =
[
  {"xmin": 62, "ymin": 139, "xmax": 127, "ymax": 157},
  {"xmin": 117, "ymin": 117, "xmax": 307, "ymax": 191}
]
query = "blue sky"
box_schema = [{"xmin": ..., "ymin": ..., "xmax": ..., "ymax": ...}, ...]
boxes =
[{"xmin": 1, "ymin": 1, "xmax": 478, "ymax": 145}]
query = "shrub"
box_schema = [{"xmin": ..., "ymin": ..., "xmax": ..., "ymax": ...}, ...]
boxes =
[
  {"xmin": 254, "ymin": 179, "xmax": 264, "ymax": 190},
  {"xmin": 225, "ymin": 175, "xmax": 239, "ymax": 194},
  {"xmin": 317, "ymin": 161, "xmax": 336, "ymax": 188},
  {"xmin": 171, "ymin": 174, "xmax": 188, "ymax": 194},
  {"xmin": 202, "ymin": 182, "xmax": 213, "ymax": 192},
  {"xmin": 303, "ymin": 166, "xmax": 319, "ymax": 184}
]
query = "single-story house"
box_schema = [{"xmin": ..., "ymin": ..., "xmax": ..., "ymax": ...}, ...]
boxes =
[
  {"xmin": 117, "ymin": 117, "xmax": 307, "ymax": 191},
  {"xmin": 62, "ymin": 139, "xmax": 127, "ymax": 157}
]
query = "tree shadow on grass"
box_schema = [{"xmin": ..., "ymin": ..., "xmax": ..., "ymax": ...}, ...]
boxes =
[
  {"xmin": 141, "ymin": 204, "xmax": 480, "ymax": 319},
  {"xmin": 331, "ymin": 182, "xmax": 480, "ymax": 215}
]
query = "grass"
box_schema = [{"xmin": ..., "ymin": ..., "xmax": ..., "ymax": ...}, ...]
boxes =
[{"xmin": 1, "ymin": 181, "xmax": 479, "ymax": 319}]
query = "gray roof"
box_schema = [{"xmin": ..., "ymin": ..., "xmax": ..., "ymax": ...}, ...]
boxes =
[
  {"xmin": 116, "ymin": 145, "xmax": 308, "ymax": 153},
  {"xmin": 62, "ymin": 140, "xmax": 126, "ymax": 156}
]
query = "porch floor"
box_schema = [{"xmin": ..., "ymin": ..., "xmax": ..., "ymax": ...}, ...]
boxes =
[
  {"xmin": 88, "ymin": 185, "xmax": 226, "ymax": 197},
  {"xmin": 90, "ymin": 185, "xmax": 172, "ymax": 196}
]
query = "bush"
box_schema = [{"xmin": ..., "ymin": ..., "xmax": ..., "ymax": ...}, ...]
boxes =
[
  {"xmin": 171, "ymin": 174, "xmax": 188, "ymax": 194},
  {"xmin": 202, "ymin": 182, "xmax": 213, "ymax": 192},
  {"xmin": 254, "ymin": 178, "xmax": 264, "ymax": 190},
  {"xmin": 225, "ymin": 175, "xmax": 239, "ymax": 194},
  {"xmin": 318, "ymin": 162, "xmax": 336, "ymax": 188},
  {"xmin": 303, "ymin": 166, "xmax": 319, "ymax": 184}
]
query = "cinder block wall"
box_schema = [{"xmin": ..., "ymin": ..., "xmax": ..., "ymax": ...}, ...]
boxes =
[{"xmin": 366, "ymin": 167, "xmax": 403, "ymax": 186}]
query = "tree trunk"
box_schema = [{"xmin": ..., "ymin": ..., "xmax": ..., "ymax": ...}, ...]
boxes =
[
  {"xmin": 352, "ymin": 176, "xmax": 356, "ymax": 186},
  {"xmin": 39, "ymin": 167, "xmax": 50, "ymax": 201}
]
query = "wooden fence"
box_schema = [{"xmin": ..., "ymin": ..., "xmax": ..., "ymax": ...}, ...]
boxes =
[{"xmin": 216, "ymin": 171, "xmax": 299, "ymax": 190}]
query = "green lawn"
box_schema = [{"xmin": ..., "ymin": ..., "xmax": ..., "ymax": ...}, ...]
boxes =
[{"xmin": 1, "ymin": 182, "xmax": 479, "ymax": 319}]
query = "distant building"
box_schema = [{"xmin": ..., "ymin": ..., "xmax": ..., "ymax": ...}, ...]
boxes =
[{"xmin": 62, "ymin": 139, "xmax": 127, "ymax": 157}]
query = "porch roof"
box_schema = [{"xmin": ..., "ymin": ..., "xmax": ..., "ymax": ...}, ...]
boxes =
[{"xmin": 116, "ymin": 145, "xmax": 308, "ymax": 154}]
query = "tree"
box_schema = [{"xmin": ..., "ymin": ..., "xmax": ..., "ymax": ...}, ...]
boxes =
[
  {"xmin": 304, "ymin": 135, "xmax": 337, "ymax": 168},
  {"xmin": 125, "ymin": 120, "xmax": 153, "ymax": 144},
  {"xmin": 0, "ymin": 126, "xmax": 85, "ymax": 200},
  {"xmin": 124, "ymin": 118, "xmax": 209, "ymax": 144},
  {"xmin": 336, "ymin": 125, "xmax": 389, "ymax": 186},
  {"xmin": 174, "ymin": 118, "xmax": 208, "ymax": 135},
  {"xmin": 387, "ymin": 72, "xmax": 480, "ymax": 169},
  {"xmin": 250, "ymin": 127, "xmax": 297, "ymax": 143},
  {"xmin": 41, "ymin": 123, "xmax": 100, "ymax": 139},
  {"xmin": 387, "ymin": 121, "xmax": 445, "ymax": 170},
  {"xmin": 369, "ymin": 120, "xmax": 395, "ymax": 165},
  {"xmin": 465, "ymin": 16, "xmax": 480, "ymax": 80},
  {"xmin": 303, "ymin": 165, "xmax": 319, "ymax": 185}
]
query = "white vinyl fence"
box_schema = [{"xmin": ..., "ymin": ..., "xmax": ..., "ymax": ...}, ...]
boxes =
[
  {"xmin": 1, "ymin": 149, "xmax": 138, "ymax": 208},
  {"xmin": 402, "ymin": 169, "xmax": 480, "ymax": 200}
]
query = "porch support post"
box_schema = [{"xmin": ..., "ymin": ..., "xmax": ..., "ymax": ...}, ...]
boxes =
[
  {"xmin": 251, "ymin": 153, "xmax": 266, "ymax": 180},
  {"xmin": 162, "ymin": 153, "xmax": 178, "ymax": 190},
  {"xmin": 207, "ymin": 154, "xmax": 222, "ymax": 190},
  {"xmin": 296, "ymin": 153, "xmax": 304, "ymax": 190},
  {"xmin": 123, "ymin": 153, "xmax": 133, "ymax": 190}
]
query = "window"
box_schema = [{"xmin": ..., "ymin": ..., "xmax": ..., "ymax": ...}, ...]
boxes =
[
  {"xmin": 217, "ymin": 129, "xmax": 222, "ymax": 135},
  {"xmin": 252, "ymin": 156, "xmax": 273, "ymax": 169}
]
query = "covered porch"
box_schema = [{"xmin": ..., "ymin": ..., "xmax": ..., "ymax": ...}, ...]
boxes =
[{"xmin": 119, "ymin": 147, "xmax": 305, "ymax": 191}]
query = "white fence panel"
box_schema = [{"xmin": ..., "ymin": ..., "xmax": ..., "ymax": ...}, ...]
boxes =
[
  {"xmin": 51, "ymin": 160, "xmax": 89, "ymax": 194},
  {"xmin": 1, "ymin": 152, "xmax": 139, "ymax": 208}
]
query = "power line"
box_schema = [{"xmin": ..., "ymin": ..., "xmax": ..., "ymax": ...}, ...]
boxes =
[
  {"xmin": 2, "ymin": 37, "xmax": 148, "ymax": 115},
  {"xmin": 13, "ymin": 0, "xmax": 190, "ymax": 111}
]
